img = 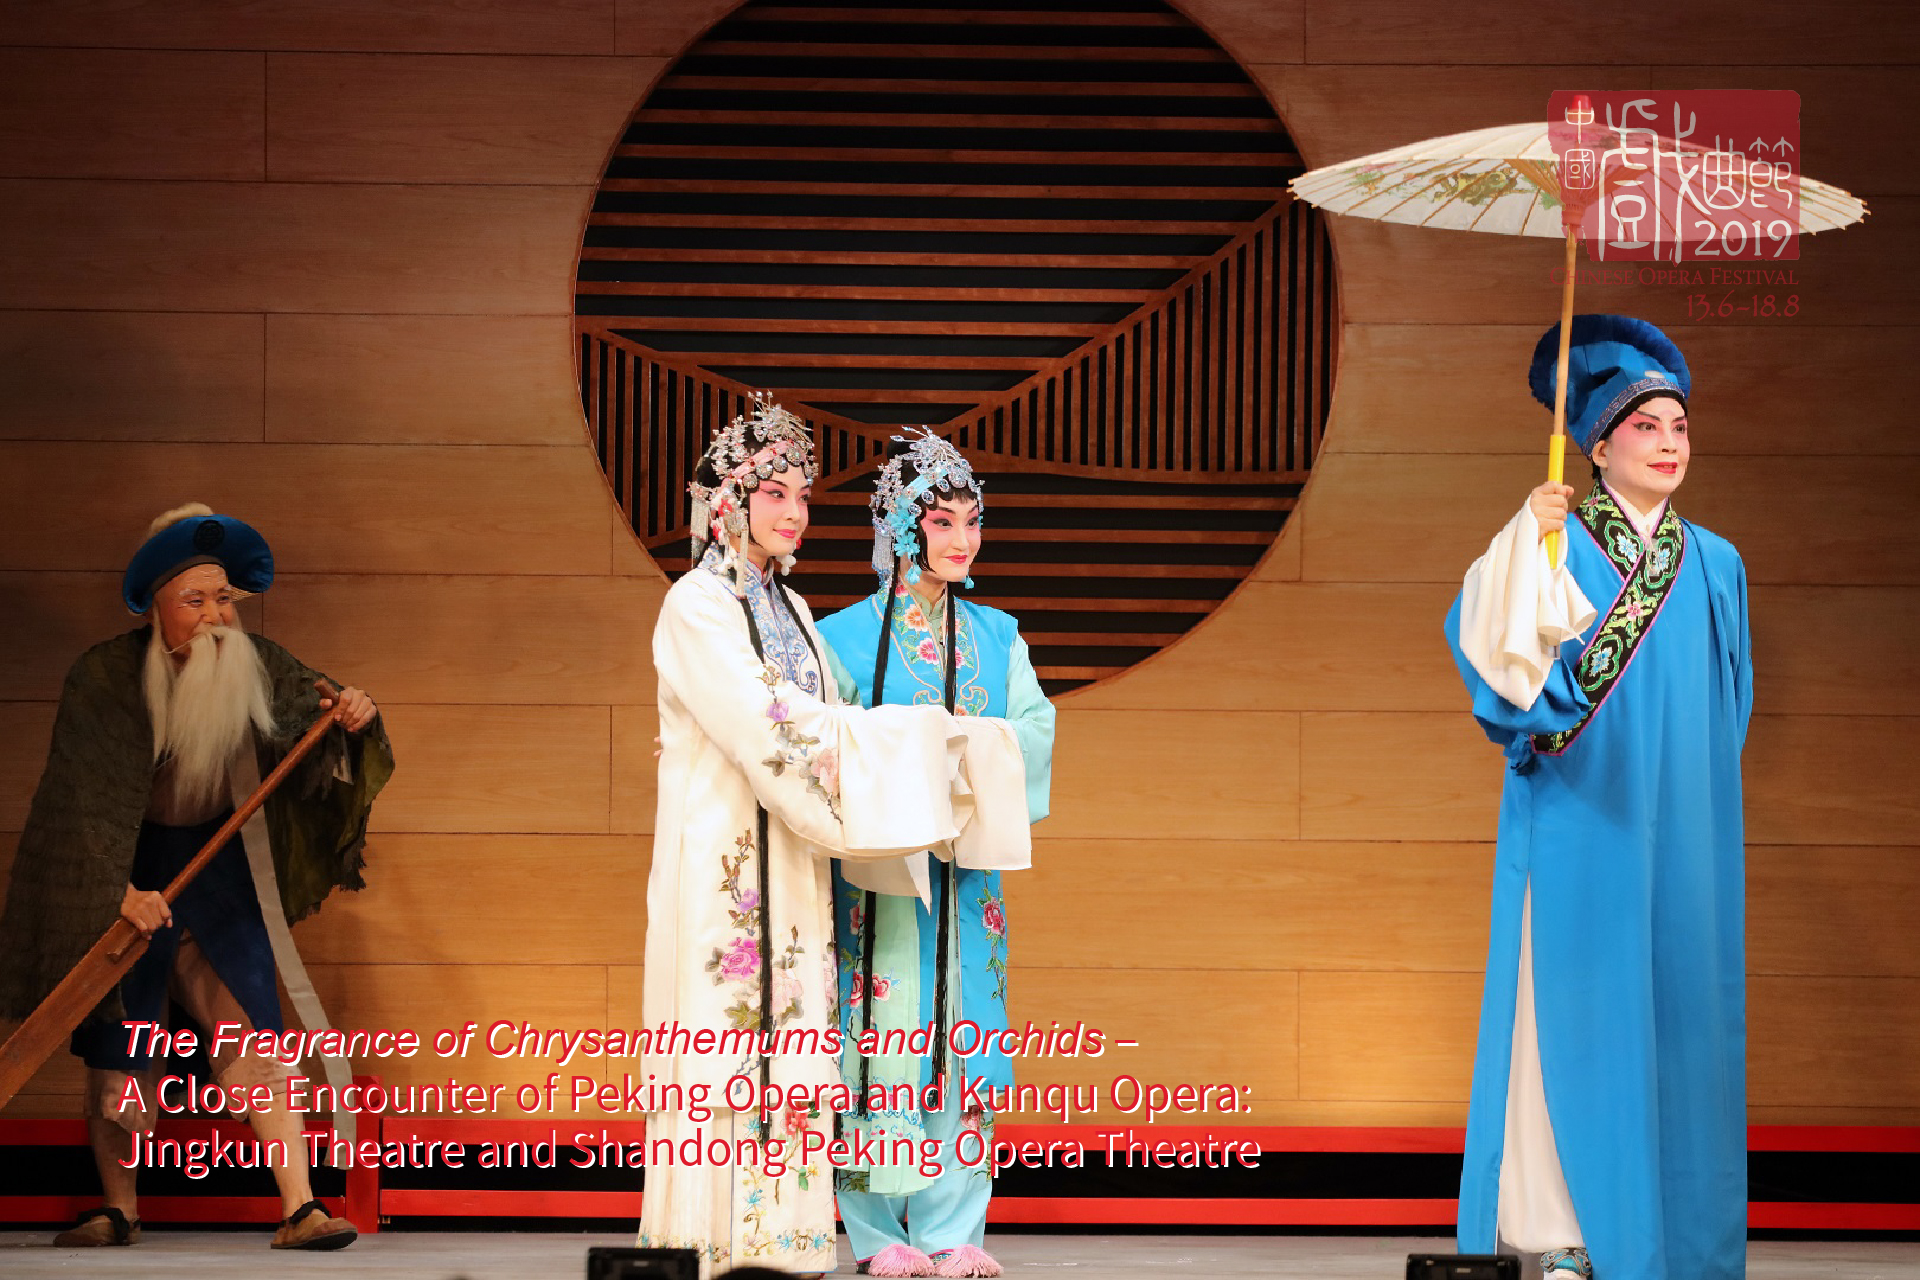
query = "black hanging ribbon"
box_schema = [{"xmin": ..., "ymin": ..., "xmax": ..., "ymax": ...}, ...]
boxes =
[{"xmin": 857, "ymin": 569, "xmax": 961, "ymax": 1106}]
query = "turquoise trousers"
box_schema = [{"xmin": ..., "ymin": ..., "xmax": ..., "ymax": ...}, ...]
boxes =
[{"xmin": 838, "ymin": 1092, "xmax": 993, "ymax": 1260}]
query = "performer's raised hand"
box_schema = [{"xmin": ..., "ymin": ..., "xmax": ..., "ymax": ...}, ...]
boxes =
[
  {"xmin": 119, "ymin": 884, "xmax": 172, "ymax": 937},
  {"xmin": 1528, "ymin": 481, "xmax": 1574, "ymax": 539},
  {"xmin": 319, "ymin": 685, "xmax": 378, "ymax": 732}
]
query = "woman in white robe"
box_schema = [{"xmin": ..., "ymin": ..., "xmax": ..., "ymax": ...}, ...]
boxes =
[{"xmin": 638, "ymin": 400, "xmax": 968, "ymax": 1277}]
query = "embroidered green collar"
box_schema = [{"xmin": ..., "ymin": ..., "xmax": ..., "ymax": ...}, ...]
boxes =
[{"xmin": 1531, "ymin": 484, "xmax": 1688, "ymax": 757}]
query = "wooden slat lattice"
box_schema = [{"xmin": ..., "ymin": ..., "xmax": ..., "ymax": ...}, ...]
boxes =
[{"xmin": 575, "ymin": 0, "xmax": 1337, "ymax": 693}]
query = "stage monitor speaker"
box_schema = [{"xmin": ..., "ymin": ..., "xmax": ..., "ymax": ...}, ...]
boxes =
[
  {"xmin": 1406, "ymin": 1255, "xmax": 1521, "ymax": 1279},
  {"xmin": 585, "ymin": 1246, "xmax": 700, "ymax": 1280}
]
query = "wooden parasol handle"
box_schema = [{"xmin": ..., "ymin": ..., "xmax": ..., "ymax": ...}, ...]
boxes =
[
  {"xmin": 1545, "ymin": 230, "xmax": 1578, "ymax": 568},
  {"xmin": 0, "ymin": 682, "xmax": 349, "ymax": 1105}
]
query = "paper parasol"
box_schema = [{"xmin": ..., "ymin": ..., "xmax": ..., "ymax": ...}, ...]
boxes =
[{"xmin": 1289, "ymin": 116, "xmax": 1867, "ymax": 559}]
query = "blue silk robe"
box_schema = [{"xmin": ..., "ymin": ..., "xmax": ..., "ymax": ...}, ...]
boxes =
[
  {"xmin": 816, "ymin": 589, "xmax": 1053, "ymax": 1133},
  {"xmin": 1448, "ymin": 489, "xmax": 1753, "ymax": 1280}
]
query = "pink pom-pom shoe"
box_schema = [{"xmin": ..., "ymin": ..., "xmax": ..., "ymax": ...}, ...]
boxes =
[
  {"xmin": 859, "ymin": 1243, "xmax": 935, "ymax": 1276},
  {"xmin": 929, "ymin": 1245, "xmax": 1002, "ymax": 1277}
]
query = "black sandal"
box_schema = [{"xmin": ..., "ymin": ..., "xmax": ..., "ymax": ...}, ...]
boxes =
[
  {"xmin": 271, "ymin": 1199, "xmax": 358, "ymax": 1250},
  {"xmin": 52, "ymin": 1206, "xmax": 141, "ymax": 1247}
]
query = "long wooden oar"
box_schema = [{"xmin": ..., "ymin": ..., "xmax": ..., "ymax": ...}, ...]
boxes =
[{"xmin": 0, "ymin": 685, "xmax": 345, "ymax": 1109}]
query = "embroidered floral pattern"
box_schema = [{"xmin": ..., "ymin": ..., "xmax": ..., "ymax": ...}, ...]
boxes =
[
  {"xmin": 641, "ymin": 1211, "xmax": 833, "ymax": 1267},
  {"xmin": 877, "ymin": 590, "xmax": 988, "ymax": 715},
  {"xmin": 836, "ymin": 883, "xmax": 866, "ymax": 1010},
  {"xmin": 708, "ymin": 832, "xmax": 809, "ymax": 1032},
  {"xmin": 717, "ymin": 936, "xmax": 759, "ymax": 981},
  {"xmin": 757, "ymin": 662, "xmax": 841, "ymax": 819},
  {"xmin": 635, "ymin": 1232, "xmax": 730, "ymax": 1264},
  {"xmin": 707, "ymin": 834, "xmax": 761, "ymax": 987},
  {"xmin": 960, "ymin": 1107, "xmax": 996, "ymax": 1181},
  {"xmin": 847, "ymin": 969, "xmax": 895, "ymax": 1008},
  {"xmin": 1532, "ymin": 485, "xmax": 1687, "ymax": 757},
  {"xmin": 721, "ymin": 926, "xmax": 806, "ymax": 1031},
  {"xmin": 739, "ymin": 1128, "xmax": 833, "ymax": 1258},
  {"xmin": 700, "ymin": 543, "xmax": 820, "ymax": 694},
  {"xmin": 977, "ymin": 888, "xmax": 1009, "ymax": 1005}
]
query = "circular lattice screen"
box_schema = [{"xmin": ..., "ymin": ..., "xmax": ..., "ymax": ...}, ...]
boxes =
[{"xmin": 576, "ymin": 0, "xmax": 1336, "ymax": 694}]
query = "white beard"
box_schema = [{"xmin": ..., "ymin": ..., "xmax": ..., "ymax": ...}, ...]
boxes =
[{"xmin": 143, "ymin": 625, "xmax": 275, "ymax": 813}]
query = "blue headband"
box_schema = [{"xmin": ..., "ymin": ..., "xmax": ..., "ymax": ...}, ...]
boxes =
[{"xmin": 122, "ymin": 515, "xmax": 274, "ymax": 614}]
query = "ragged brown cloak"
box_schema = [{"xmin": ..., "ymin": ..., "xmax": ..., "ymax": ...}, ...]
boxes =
[{"xmin": 0, "ymin": 627, "xmax": 394, "ymax": 1024}]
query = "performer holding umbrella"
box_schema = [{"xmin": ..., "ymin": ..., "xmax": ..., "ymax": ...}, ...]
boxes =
[
  {"xmin": 0, "ymin": 504, "xmax": 393, "ymax": 1251},
  {"xmin": 1289, "ymin": 100, "xmax": 1867, "ymax": 1280},
  {"xmin": 1446, "ymin": 318, "xmax": 1750, "ymax": 1279}
]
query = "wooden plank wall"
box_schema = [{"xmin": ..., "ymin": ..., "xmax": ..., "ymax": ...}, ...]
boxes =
[{"xmin": 2, "ymin": 0, "xmax": 1917, "ymax": 1137}]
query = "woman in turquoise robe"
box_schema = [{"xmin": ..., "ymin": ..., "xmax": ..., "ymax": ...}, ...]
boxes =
[
  {"xmin": 814, "ymin": 430, "xmax": 1054, "ymax": 1279},
  {"xmin": 1449, "ymin": 317, "xmax": 1753, "ymax": 1280}
]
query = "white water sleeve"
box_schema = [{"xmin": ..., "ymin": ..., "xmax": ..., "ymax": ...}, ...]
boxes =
[{"xmin": 1457, "ymin": 502, "xmax": 1598, "ymax": 710}]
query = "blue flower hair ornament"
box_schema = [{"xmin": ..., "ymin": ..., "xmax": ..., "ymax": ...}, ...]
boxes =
[{"xmin": 870, "ymin": 429, "xmax": 982, "ymax": 588}]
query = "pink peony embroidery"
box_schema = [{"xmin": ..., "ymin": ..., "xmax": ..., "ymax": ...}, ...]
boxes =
[
  {"xmin": 737, "ymin": 889, "xmax": 761, "ymax": 913},
  {"xmin": 718, "ymin": 937, "xmax": 759, "ymax": 980},
  {"xmin": 982, "ymin": 900, "xmax": 1006, "ymax": 936},
  {"xmin": 917, "ymin": 638, "xmax": 941, "ymax": 664},
  {"xmin": 870, "ymin": 975, "xmax": 893, "ymax": 1001},
  {"xmin": 810, "ymin": 747, "xmax": 840, "ymax": 796}
]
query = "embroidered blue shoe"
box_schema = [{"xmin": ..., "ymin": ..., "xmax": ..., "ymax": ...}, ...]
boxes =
[{"xmin": 1541, "ymin": 1246, "xmax": 1592, "ymax": 1277}]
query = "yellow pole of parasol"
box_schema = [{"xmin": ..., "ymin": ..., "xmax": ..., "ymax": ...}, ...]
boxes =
[{"xmin": 1545, "ymin": 229, "xmax": 1577, "ymax": 568}]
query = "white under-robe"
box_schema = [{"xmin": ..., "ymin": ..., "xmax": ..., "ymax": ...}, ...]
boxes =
[{"xmin": 639, "ymin": 559, "xmax": 971, "ymax": 1277}]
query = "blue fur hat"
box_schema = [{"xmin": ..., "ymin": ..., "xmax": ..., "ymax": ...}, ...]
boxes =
[
  {"xmin": 1529, "ymin": 315, "xmax": 1691, "ymax": 455},
  {"xmin": 122, "ymin": 510, "xmax": 274, "ymax": 614}
]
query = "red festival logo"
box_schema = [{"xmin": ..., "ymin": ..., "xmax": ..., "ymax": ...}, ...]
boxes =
[{"xmin": 1548, "ymin": 91, "xmax": 1802, "ymax": 261}]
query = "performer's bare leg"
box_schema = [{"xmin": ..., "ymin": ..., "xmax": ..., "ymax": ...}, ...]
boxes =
[
  {"xmin": 62, "ymin": 1064, "xmax": 158, "ymax": 1243},
  {"xmin": 85, "ymin": 1117, "xmax": 140, "ymax": 1217},
  {"xmin": 168, "ymin": 936, "xmax": 317, "ymax": 1215}
]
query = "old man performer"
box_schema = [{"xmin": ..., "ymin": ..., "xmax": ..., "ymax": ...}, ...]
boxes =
[
  {"xmin": 0, "ymin": 504, "xmax": 394, "ymax": 1250},
  {"xmin": 1449, "ymin": 318, "xmax": 1752, "ymax": 1280}
]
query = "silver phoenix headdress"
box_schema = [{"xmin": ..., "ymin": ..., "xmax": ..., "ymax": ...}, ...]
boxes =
[
  {"xmin": 689, "ymin": 394, "xmax": 817, "ymax": 588},
  {"xmin": 870, "ymin": 428, "xmax": 983, "ymax": 587}
]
